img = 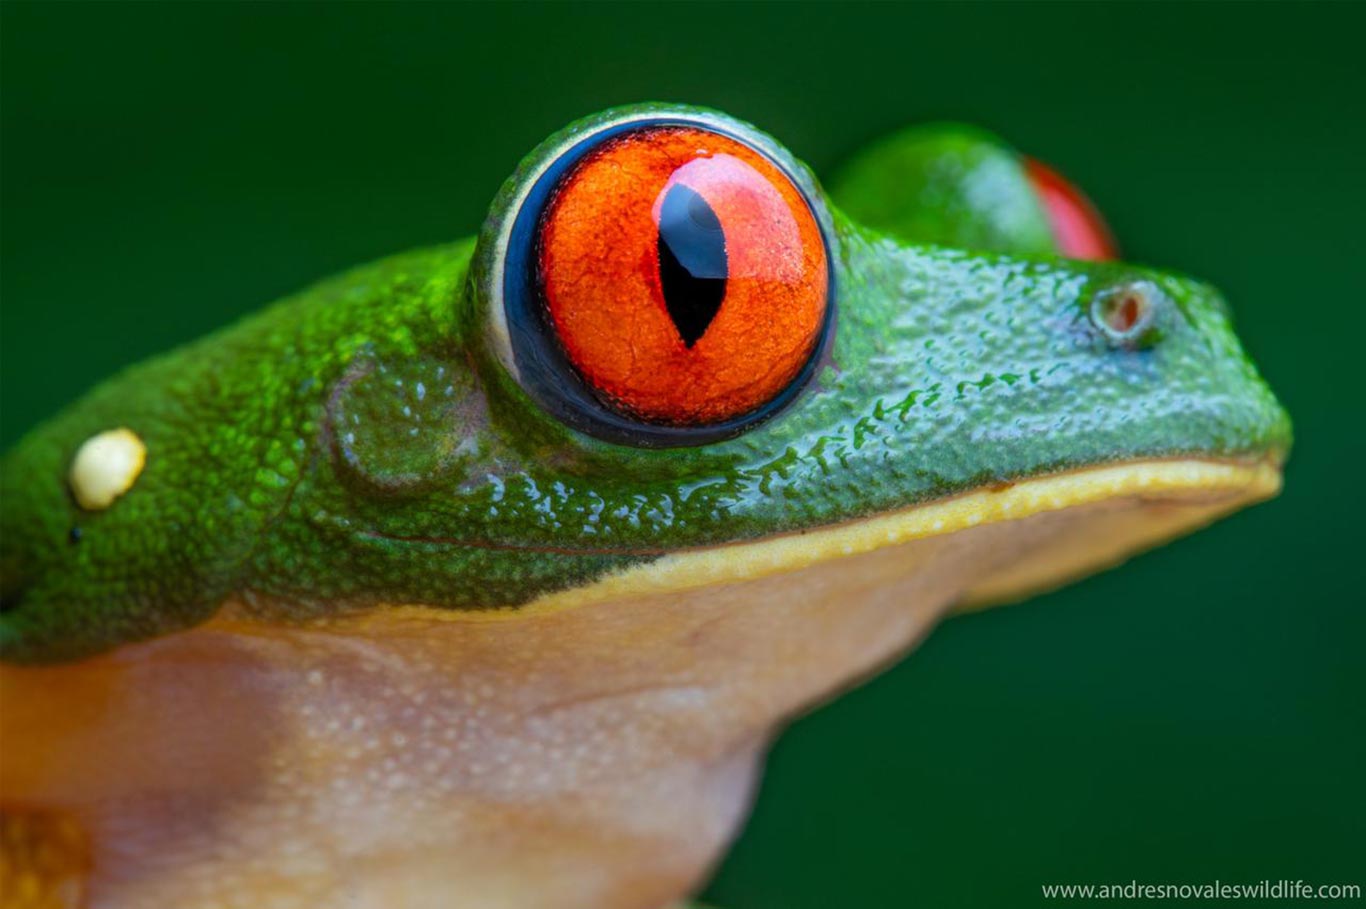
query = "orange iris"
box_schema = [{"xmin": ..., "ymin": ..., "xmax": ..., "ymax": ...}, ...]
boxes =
[{"xmin": 537, "ymin": 126, "xmax": 829, "ymax": 426}]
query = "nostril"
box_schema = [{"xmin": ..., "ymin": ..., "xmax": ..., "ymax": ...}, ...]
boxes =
[{"xmin": 1090, "ymin": 280, "xmax": 1164, "ymax": 348}]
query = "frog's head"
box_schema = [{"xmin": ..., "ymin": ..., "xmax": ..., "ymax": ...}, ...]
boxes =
[
  {"xmin": 1, "ymin": 104, "xmax": 1289, "ymax": 663},
  {"xmin": 0, "ymin": 103, "xmax": 1294, "ymax": 907}
]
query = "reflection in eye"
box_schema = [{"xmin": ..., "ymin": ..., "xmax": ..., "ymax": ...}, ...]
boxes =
[{"xmin": 656, "ymin": 182, "xmax": 727, "ymax": 348}]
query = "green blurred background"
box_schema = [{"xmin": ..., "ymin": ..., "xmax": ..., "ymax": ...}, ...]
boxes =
[{"xmin": 2, "ymin": 2, "xmax": 1362, "ymax": 905}]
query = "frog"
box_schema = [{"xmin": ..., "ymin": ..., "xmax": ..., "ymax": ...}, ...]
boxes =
[{"xmin": 0, "ymin": 104, "xmax": 1289, "ymax": 909}]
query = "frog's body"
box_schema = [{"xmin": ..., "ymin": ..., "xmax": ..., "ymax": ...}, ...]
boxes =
[{"xmin": 0, "ymin": 107, "xmax": 1288, "ymax": 909}]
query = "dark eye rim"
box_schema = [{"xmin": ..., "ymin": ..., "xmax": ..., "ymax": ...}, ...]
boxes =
[{"xmin": 499, "ymin": 116, "xmax": 837, "ymax": 449}]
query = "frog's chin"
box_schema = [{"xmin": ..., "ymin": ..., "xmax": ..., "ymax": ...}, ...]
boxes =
[{"xmin": 951, "ymin": 456, "xmax": 1282, "ymax": 610}]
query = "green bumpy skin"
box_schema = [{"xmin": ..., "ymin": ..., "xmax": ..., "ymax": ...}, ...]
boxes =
[{"xmin": 0, "ymin": 106, "xmax": 1291, "ymax": 663}]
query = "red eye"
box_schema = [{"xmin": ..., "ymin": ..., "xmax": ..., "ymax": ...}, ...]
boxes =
[
  {"xmin": 535, "ymin": 125, "xmax": 829, "ymax": 428},
  {"xmin": 1024, "ymin": 158, "xmax": 1118, "ymax": 261}
]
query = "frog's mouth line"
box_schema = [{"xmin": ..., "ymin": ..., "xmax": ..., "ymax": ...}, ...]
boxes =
[{"xmin": 373, "ymin": 456, "xmax": 1281, "ymax": 624}]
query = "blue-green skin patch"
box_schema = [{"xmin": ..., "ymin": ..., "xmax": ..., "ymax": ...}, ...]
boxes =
[{"xmin": 0, "ymin": 106, "xmax": 1290, "ymax": 663}]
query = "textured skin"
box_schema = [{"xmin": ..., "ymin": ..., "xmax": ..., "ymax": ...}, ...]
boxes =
[{"xmin": 0, "ymin": 107, "xmax": 1291, "ymax": 663}]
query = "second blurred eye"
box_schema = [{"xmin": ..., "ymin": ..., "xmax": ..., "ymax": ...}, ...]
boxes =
[{"xmin": 1024, "ymin": 157, "xmax": 1118, "ymax": 261}]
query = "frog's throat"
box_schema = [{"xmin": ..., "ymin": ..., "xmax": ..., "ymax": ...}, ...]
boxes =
[
  {"xmin": 0, "ymin": 457, "xmax": 1280, "ymax": 908},
  {"xmin": 377, "ymin": 455, "xmax": 1283, "ymax": 624}
]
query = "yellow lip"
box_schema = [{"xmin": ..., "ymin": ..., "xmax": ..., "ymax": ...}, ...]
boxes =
[{"xmin": 375, "ymin": 456, "xmax": 1282, "ymax": 624}]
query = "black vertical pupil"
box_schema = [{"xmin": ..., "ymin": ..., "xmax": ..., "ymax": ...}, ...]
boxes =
[{"xmin": 657, "ymin": 183, "xmax": 727, "ymax": 348}]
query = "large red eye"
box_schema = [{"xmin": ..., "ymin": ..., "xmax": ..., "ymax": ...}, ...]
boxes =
[
  {"xmin": 1024, "ymin": 158, "xmax": 1118, "ymax": 261},
  {"xmin": 532, "ymin": 125, "xmax": 829, "ymax": 430}
]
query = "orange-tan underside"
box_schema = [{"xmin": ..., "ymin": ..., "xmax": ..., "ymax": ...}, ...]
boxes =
[{"xmin": 0, "ymin": 458, "xmax": 1280, "ymax": 909}]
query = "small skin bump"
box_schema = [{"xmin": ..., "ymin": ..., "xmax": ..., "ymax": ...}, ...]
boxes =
[{"xmin": 67, "ymin": 428, "xmax": 146, "ymax": 511}]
